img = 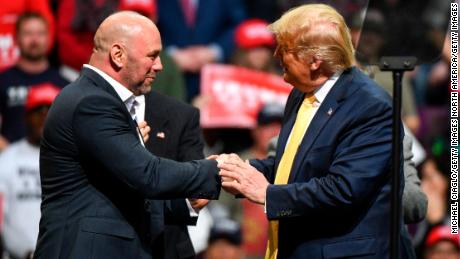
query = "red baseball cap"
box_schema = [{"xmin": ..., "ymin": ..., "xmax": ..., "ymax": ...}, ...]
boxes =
[
  {"xmin": 425, "ymin": 225, "xmax": 460, "ymax": 248},
  {"xmin": 25, "ymin": 83, "xmax": 60, "ymax": 112},
  {"xmin": 235, "ymin": 19, "xmax": 275, "ymax": 49},
  {"xmin": 119, "ymin": 0, "xmax": 157, "ymax": 19}
]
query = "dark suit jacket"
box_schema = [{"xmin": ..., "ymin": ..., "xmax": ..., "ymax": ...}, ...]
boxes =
[
  {"xmin": 35, "ymin": 68, "xmax": 220, "ymax": 259},
  {"xmin": 144, "ymin": 91, "xmax": 204, "ymax": 259},
  {"xmin": 251, "ymin": 67, "xmax": 414, "ymax": 259}
]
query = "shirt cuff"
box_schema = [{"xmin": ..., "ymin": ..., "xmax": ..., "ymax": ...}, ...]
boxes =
[{"xmin": 186, "ymin": 199, "xmax": 199, "ymax": 217}]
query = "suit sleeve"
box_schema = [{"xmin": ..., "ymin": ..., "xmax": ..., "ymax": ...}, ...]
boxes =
[
  {"xmin": 73, "ymin": 94, "xmax": 220, "ymax": 199},
  {"xmin": 265, "ymin": 99, "xmax": 395, "ymax": 220},
  {"xmin": 402, "ymin": 134, "xmax": 427, "ymax": 223}
]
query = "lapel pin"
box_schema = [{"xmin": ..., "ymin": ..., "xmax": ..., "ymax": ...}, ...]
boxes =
[
  {"xmin": 156, "ymin": 132, "xmax": 165, "ymax": 139},
  {"xmin": 327, "ymin": 108, "xmax": 333, "ymax": 116}
]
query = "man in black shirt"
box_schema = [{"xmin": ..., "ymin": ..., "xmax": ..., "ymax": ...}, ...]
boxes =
[{"xmin": 0, "ymin": 12, "xmax": 68, "ymax": 151}]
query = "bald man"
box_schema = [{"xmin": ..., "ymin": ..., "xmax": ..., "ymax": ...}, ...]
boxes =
[{"xmin": 35, "ymin": 12, "xmax": 221, "ymax": 259}]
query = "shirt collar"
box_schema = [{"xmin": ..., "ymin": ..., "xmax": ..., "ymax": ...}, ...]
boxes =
[
  {"xmin": 312, "ymin": 70, "xmax": 343, "ymax": 104},
  {"xmin": 135, "ymin": 95, "xmax": 145, "ymax": 106},
  {"xmin": 83, "ymin": 64, "xmax": 134, "ymax": 103}
]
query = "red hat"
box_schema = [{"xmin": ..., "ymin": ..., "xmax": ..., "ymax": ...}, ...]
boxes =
[
  {"xmin": 119, "ymin": 0, "xmax": 157, "ymax": 19},
  {"xmin": 235, "ymin": 19, "xmax": 275, "ymax": 49},
  {"xmin": 25, "ymin": 83, "xmax": 60, "ymax": 111},
  {"xmin": 425, "ymin": 225, "xmax": 460, "ymax": 248}
]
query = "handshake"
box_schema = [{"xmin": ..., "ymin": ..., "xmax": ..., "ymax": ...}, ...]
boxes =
[
  {"xmin": 138, "ymin": 122, "xmax": 268, "ymax": 207},
  {"xmin": 207, "ymin": 154, "xmax": 269, "ymax": 205}
]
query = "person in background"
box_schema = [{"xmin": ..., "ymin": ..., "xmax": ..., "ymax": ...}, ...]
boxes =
[
  {"xmin": 156, "ymin": 0, "xmax": 246, "ymax": 101},
  {"xmin": 0, "ymin": 0, "xmax": 55, "ymax": 71},
  {"xmin": 423, "ymin": 225, "xmax": 460, "ymax": 259},
  {"xmin": 413, "ymin": 152, "xmax": 451, "ymax": 258},
  {"xmin": 56, "ymin": 0, "xmax": 187, "ymax": 102},
  {"xmin": 0, "ymin": 12, "xmax": 68, "ymax": 152},
  {"xmin": 0, "ymin": 84, "xmax": 60, "ymax": 259},
  {"xmin": 199, "ymin": 218, "xmax": 245, "ymax": 259},
  {"xmin": 231, "ymin": 19, "xmax": 278, "ymax": 74},
  {"xmin": 349, "ymin": 9, "xmax": 421, "ymax": 135},
  {"xmin": 197, "ymin": 18, "xmax": 279, "ymax": 167}
]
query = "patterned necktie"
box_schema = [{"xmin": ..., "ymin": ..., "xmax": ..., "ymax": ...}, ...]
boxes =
[
  {"xmin": 128, "ymin": 97, "xmax": 138, "ymax": 121},
  {"xmin": 265, "ymin": 94, "xmax": 317, "ymax": 259}
]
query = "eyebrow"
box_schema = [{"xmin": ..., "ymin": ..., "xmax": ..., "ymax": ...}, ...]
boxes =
[{"xmin": 148, "ymin": 50, "xmax": 160, "ymax": 56}]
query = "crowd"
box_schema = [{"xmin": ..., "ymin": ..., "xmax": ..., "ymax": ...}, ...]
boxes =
[{"xmin": 0, "ymin": 0, "xmax": 454, "ymax": 259}]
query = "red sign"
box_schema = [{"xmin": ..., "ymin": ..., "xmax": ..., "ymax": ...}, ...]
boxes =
[{"xmin": 200, "ymin": 64, "xmax": 292, "ymax": 128}]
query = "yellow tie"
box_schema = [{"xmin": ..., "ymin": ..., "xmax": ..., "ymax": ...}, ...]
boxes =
[{"xmin": 265, "ymin": 94, "xmax": 317, "ymax": 259}]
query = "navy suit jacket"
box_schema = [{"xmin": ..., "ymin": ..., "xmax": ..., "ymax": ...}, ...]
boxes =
[
  {"xmin": 156, "ymin": 0, "xmax": 246, "ymax": 99},
  {"xmin": 35, "ymin": 68, "xmax": 220, "ymax": 259},
  {"xmin": 251, "ymin": 67, "xmax": 414, "ymax": 259},
  {"xmin": 144, "ymin": 91, "xmax": 205, "ymax": 259}
]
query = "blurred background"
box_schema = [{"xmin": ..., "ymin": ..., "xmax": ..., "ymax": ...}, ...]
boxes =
[{"xmin": 0, "ymin": 0, "xmax": 455, "ymax": 258}]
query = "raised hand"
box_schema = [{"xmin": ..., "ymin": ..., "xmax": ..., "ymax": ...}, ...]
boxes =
[{"xmin": 138, "ymin": 121, "xmax": 151, "ymax": 143}]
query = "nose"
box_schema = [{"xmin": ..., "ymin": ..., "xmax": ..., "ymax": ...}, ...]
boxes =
[{"xmin": 152, "ymin": 56, "xmax": 163, "ymax": 72}]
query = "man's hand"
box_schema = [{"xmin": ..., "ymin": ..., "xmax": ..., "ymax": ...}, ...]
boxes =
[
  {"xmin": 171, "ymin": 49, "xmax": 202, "ymax": 72},
  {"xmin": 138, "ymin": 121, "xmax": 151, "ymax": 143},
  {"xmin": 218, "ymin": 159, "xmax": 269, "ymax": 205},
  {"xmin": 189, "ymin": 198, "xmax": 210, "ymax": 211},
  {"xmin": 207, "ymin": 153, "xmax": 243, "ymax": 165}
]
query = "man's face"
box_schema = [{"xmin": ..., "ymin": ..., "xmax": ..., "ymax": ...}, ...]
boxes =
[
  {"xmin": 26, "ymin": 105, "xmax": 49, "ymax": 145},
  {"xmin": 122, "ymin": 28, "xmax": 163, "ymax": 96},
  {"xmin": 425, "ymin": 241, "xmax": 460, "ymax": 259},
  {"xmin": 17, "ymin": 18, "xmax": 48, "ymax": 61},
  {"xmin": 253, "ymin": 122, "xmax": 282, "ymax": 153},
  {"xmin": 275, "ymin": 44, "xmax": 316, "ymax": 93}
]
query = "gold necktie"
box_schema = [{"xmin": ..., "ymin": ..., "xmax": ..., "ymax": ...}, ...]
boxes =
[{"xmin": 265, "ymin": 94, "xmax": 317, "ymax": 259}]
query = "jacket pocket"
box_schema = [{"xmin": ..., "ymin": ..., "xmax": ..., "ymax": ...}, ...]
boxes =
[
  {"xmin": 80, "ymin": 217, "xmax": 136, "ymax": 240},
  {"xmin": 322, "ymin": 236, "xmax": 376, "ymax": 259}
]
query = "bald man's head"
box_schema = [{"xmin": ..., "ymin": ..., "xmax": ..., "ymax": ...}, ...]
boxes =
[
  {"xmin": 89, "ymin": 11, "xmax": 163, "ymax": 96},
  {"xmin": 93, "ymin": 11, "xmax": 157, "ymax": 53}
]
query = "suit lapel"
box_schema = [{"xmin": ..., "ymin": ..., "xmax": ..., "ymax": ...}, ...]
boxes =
[
  {"xmin": 284, "ymin": 68, "xmax": 357, "ymax": 183},
  {"xmin": 81, "ymin": 68, "xmax": 138, "ymax": 131}
]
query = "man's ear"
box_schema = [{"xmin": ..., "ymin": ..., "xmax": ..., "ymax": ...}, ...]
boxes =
[
  {"xmin": 309, "ymin": 56, "xmax": 322, "ymax": 71},
  {"xmin": 110, "ymin": 43, "xmax": 125, "ymax": 69}
]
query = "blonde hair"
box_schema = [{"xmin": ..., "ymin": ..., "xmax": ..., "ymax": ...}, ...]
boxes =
[{"xmin": 269, "ymin": 4, "xmax": 355, "ymax": 73}]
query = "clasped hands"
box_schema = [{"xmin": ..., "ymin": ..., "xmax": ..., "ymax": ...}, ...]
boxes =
[
  {"xmin": 138, "ymin": 122, "xmax": 268, "ymax": 207},
  {"xmin": 208, "ymin": 154, "xmax": 269, "ymax": 205}
]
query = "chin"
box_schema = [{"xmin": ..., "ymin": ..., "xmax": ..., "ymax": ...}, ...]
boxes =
[{"xmin": 138, "ymin": 85, "xmax": 152, "ymax": 95}]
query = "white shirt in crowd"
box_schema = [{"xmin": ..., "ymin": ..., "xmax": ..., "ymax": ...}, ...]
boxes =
[{"xmin": 0, "ymin": 139, "xmax": 41, "ymax": 258}]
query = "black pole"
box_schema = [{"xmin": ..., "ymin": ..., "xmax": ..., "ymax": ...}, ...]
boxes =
[
  {"xmin": 380, "ymin": 56, "xmax": 416, "ymax": 259},
  {"xmin": 390, "ymin": 70, "xmax": 403, "ymax": 259}
]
